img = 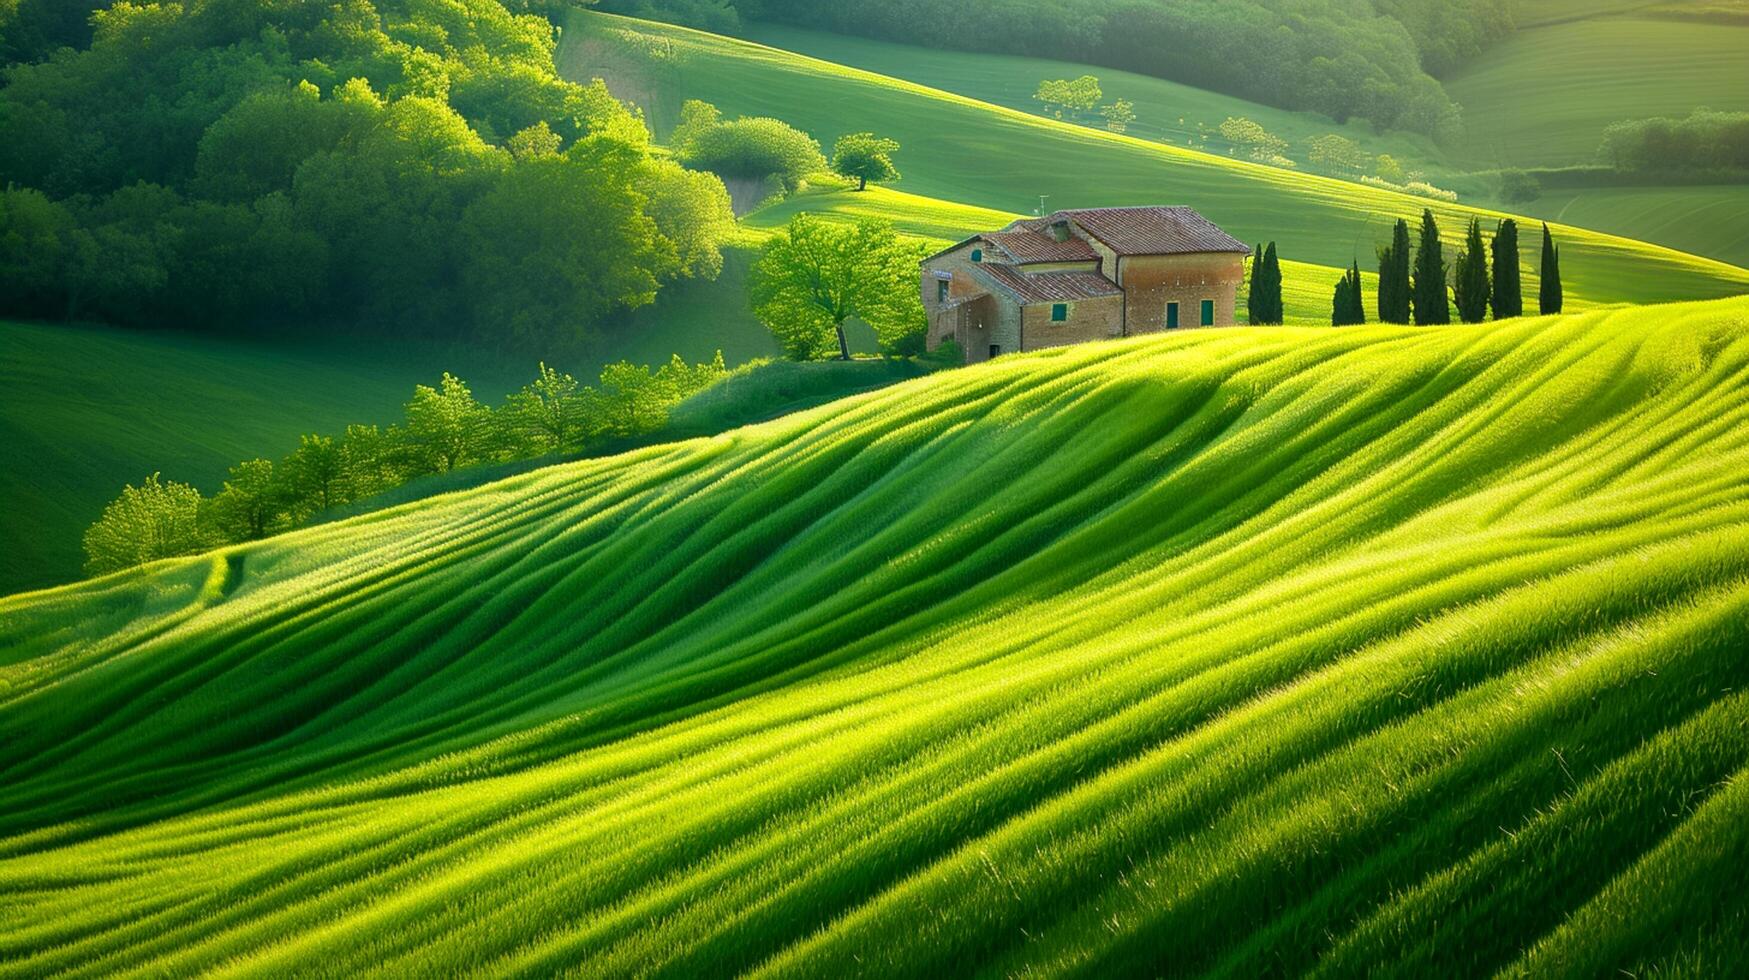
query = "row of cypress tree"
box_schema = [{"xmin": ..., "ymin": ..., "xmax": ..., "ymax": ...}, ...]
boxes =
[{"xmin": 1362, "ymin": 209, "xmax": 1563, "ymax": 326}]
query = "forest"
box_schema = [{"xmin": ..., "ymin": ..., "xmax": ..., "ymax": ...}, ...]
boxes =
[
  {"xmin": 597, "ymin": 0, "xmax": 1516, "ymax": 138},
  {"xmin": 0, "ymin": 0, "xmax": 734, "ymax": 341}
]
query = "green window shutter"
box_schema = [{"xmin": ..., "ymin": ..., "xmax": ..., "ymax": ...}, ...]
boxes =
[
  {"xmin": 970, "ymin": 248, "xmax": 983, "ymax": 263},
  {"xmin": 1166, "ymin": 302, "xmax": 1179, "ymax": 328},
  {"xmin": 1051, "ymin": 303, "xmax": 1068, "ymax": 322},
  {"xmin": 1201, "ymin": 299, "xmax": 1215, "ymax": 326}
]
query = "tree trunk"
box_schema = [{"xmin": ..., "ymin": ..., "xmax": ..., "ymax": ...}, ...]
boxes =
[
  {"xmin": 835, "ymin": 321, "xmax": 851, "ymax": 360},
  {"xmin": 857, "ymin": 175, "xmax": 866, "ymax": 191}
]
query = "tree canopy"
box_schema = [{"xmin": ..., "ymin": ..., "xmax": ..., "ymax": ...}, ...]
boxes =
[
  {"xmin": 0, "ymin": 0, "xmax": 736, "ymax": 342},
  {"xmin": 750, "ymin": 215, "xmax": 925, "ymax": 360},
  {"xmin": 670, "ymin": 99, "xmax": 827, "ymax": 193},
  {"xmin": 830, "ymin": 133, "xmax": 902, "ymax": 192}
]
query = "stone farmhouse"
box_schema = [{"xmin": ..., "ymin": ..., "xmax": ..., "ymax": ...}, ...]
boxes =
[{"xmin": 921, "ymin": 206, "xmax": 1251, "ymax": 363}]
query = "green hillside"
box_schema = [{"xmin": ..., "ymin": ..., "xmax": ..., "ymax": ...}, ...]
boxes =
[
  {"xmin": 1444, "ymin": 9, "xmax": 1749, "ymax": 169},
  {"xmin": 4, "ymin": 296, "xmax": 1749, "ymax": 974},
  {"xmin": 0, "ymin": 270, "xmax": 776, "ymax": 595},
  {"xmin": 563, "ymin": 11, "xmax": 1749, "ymax": 311}
]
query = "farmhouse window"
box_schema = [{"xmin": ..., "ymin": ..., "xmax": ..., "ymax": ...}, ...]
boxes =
[
  {"xmin": 970, "ymin": 248, "xmax": 983, "ymax": 262},
  {"xmin": 1201, "ymin": 299, "xmax": 1215, "ymax": 326},
  {"xmin": 1050, "ymin": 303, "xmax": 1069, "ymax": 322},
  {"xmin": 937, "ymin": 280, "xmax": 949, "ymax": 302},
  {"xmin": 989, "ymin": 344, "xmax": 1001, "ymax": 358},
  {"xmin": 1166, "ymin": 302, "xmax": 1179, "ymax": 328}
]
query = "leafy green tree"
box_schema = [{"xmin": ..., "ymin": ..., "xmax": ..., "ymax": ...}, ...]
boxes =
[
  {"xmin": 0, "ymin": 186, "xmax": 72, "ymax": 318},
  {"xmin": 1034, "ymin": 76, "xmax": 1103, "ymax": 118},
  {"xmin": 1375, "ymin": 154, "xmax": 1406, "ymax": 184},
  {"xmin": 1452, "ymin": 217, "xmax": 1490, "ymax": 324},
  {"xmin": 1497, "ymin": 168, "xmax": 1540, "ymax": 204},
  {"xmin": 1540, "ymin": 223, "xmax": 1563, "ymax": 315},
  {"xmin": 1099, "ymin": 99, "xmax": 1136, "ymax": 133},
  {"xmin": 193, "ymin": 81, "xmax": 377, "ymax": 202},
  {"xmin": 639, "ymin": 156, "xmax": 735, "ymax": 279},
  {"xmin": 597, "ymin": 361, "xmax": 671, "ymax": 436},
  {"xmin": 830, "ymin": 133, "xmax": 901, "ymax": 191},
  {"xmin": 1218, "ymin": 117, "xmax": 1288, "ymax": 162},
  {"xmin": 506, "ymin": 362, "xmax": 585, "ymax": 453},
  {"xmin": 1411, "ymin": 209, "xmax": 1449, "ymax": 325},
  {"xmin": 404, "ymin": 373, "xmax": 491, "ymax": 473},
  {"xmin": 281, "ymin": 434, "xmax": 346, "ymax": 517},
  {"xmin": 338, "ymin": 423, "xmax": 402, "ymax": 501},
  {"xmin": 1306, "ymin": 134, "xmax": 1367, "ymax": 173},
  {"xmin": 460, "ymin": 133, "xmax": 678, "ymax": 340},
  {"xmin": 82, "ymin": 473, "xmax": 209, "ymax": 576},
  {"xmin": 1376, "ymin": 217, "xmax": 1412, "ymax": 324},
  {"xmin": 751, "ymin": 214, "xmax": 924, "ymax": 360},
  {"xmin": 210, "ymin": 458, "xmax": 283, "ymax": 541},
  {"xmin": 1490, "ymin": 218, "xmax": 1522, "ymax": 320},
  {"xmin": 672, "ymin": 101, "xmax": 826, "ymax": 194},
  {"xmin": 507, "ymin": 120, "xmax": 563, "ymax": 160}
]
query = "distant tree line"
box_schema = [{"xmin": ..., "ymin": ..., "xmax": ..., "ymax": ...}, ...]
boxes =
[
  {"xmin": 601, "ymin": 0, "xmax": 1519, "ymax": 138},
  {"xmin": 0, "ymin": 0, "xmax": 736, "ymax": 342},
  {"xmin": 1600, "ymin": 109, "xmax": 1749, "ymax": 176},
  {"xmin": 1365, "ymin": 210, "xmax": 1558, "ymax": 327},
  {"xmin": 82, "ymin": 353, "xmax": 728, "ymax": 576}
]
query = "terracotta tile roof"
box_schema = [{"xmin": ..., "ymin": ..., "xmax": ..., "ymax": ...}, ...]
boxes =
[
  {"xmin": 1019, "ymin": 206, "xmax": 1250, "ymax": 256},
  {"xmin": 984, "ymin": 230, "xmax": 1099, "ymax": 264},
  {"xmin": 972, "ymin": 264, "xmax": 1122, "ymax": 303}
]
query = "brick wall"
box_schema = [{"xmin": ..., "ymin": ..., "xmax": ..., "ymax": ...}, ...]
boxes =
[
  {"xmin": 1117, "ymin": 253, "xmax": 1245, "ymax": 333},
  {"xmin": 1021, "ymin": 294, "xmax": 1125, "ymax": 352}
]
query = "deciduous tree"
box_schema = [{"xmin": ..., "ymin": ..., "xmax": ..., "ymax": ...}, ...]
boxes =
[
  {"xmin": 751, "ymin": 214, "xmax": 924, "ymax": 360},
  {"xmin": 830, "ymin": 132, "xmax": 901, "ymax": 191},
  {"xmin": 82, "ymin": 473, "xmax": 209, "ymax": 576}
]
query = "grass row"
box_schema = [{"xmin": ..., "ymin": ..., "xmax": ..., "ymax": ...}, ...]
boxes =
[{"xmin": 2, "ymin": 296, "xmax": 1748, "ymax": 974}]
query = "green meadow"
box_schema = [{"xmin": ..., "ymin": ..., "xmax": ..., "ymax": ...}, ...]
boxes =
[
  {"xmin": 1444, "ymin": 8, "xmax": 1749, "ymax": 169},
  {"xmin": 5, "ymin": 296, "xmax": 1749, "ymax": 974},
  {"xmin": 563, "ymin": 11, "xmax": 1749, "ymax": 312},
  {"xmin": 0, "ymin": 265, "xmax": 777, "ymax": 595}
]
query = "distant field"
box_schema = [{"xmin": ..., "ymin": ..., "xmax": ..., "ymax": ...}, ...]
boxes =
[
  {"xmin": 563, "ymin": 11, "xmax": 1749, "ymax": 312},
  {"xmin": 0, "ymin": 266, "xmax": 775, "ymax": 595},
  {"xmin": 1520, "ymin": 185, "xmax": 1749, "ymax": 268},
  {"xmin": 741, "ymin": 24, "xmax": 1450, "ymax": 178},
  {"xmin": 6, "ymin": 296, "xmax": 1749, "ymax": 974},
  {"xmin": 1443, "ymin": 12, "xmax": 1749, "ymax": 168}
]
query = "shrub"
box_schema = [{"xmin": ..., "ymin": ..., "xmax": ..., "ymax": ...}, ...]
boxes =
[
  {"xmin": 1498, "ymin": 168, "xmax": 1541, "ymax": 204},
  {"xmin": 672, "ymin": 100, "xmax": 826, "ymax": 193}
]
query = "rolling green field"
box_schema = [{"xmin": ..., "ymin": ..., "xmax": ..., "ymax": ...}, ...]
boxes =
[
  {"xmin": 737, "ymin": 16, "xmax": 1749, "ymax": 269},
  {"xmin": 5, "ymin": 296, "xmax": 1749, "ymax": 974},
  {"xmin": 564, "ymin": 10, "xmax": 1749, "ymax": 311},
  {"xmin": 1443, "ymin": 9, "xmax": 1749, "ymax": 169},
  {"xmin": 0, "ymin": 265, "xmax": 776, "ymax": 595}
]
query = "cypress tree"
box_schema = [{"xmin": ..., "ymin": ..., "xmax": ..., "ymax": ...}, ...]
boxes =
[
  {"xmin": 1332, "ymin": 260, "xmax": 1365, "ymax": 326},
  {"xmin": 1411, "ymin": 208, "xmax": 1449, "ymax": 325},
  {"xmin": 1376, "ymin": 217, "xmax": 1411, "ymax": 324},
  {"xmin": 1539, "ymin": 223, "xmax": 1563, "ymax": 314},
  {"xmin": 1247, "ymin": 243, "xmax": 1263, "ymax": 323},
  {"xmin": 1490, "ymin": 218, "xmax": 1522, "ymax": 319},
  {"xmin": 1452, "ymin": 217, "xmax": 1490, "ymax": 323},
  {"xmin": 1257, "ymin": 241, "xmax": 1283, "ymax": 324}
]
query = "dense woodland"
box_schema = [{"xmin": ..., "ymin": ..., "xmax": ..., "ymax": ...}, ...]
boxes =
[
  {"xmin": 0, "ymin": 0, "xmax": 734, "ymax": 341},
  {"xmin": 599, "ymin": 0, "xmax": 1515, "ymax": 138}
]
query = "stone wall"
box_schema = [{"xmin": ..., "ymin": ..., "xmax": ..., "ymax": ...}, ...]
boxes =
[
  {"xmin": 1021, "ymin": 294, "xmax": 1125, "ymax": 352},
  {"xmin": 1116, "ymin": 252, "xmax": 1245, "ymax": 333}
]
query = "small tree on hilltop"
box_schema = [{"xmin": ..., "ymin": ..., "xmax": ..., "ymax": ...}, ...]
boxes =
[
  {"xmin": 751, "ymin": 214, "xmax": 925, "ymax": 360},
  {"xmin": 404, "ymin": 372, "xmax": 490, "ymax": 473},
  {"xmin": 1376, "ymin": 217, "xmax": 1412, "ymax": 324},
  {"xmin": 1540, "ymin": 223, "xmax": 1564, "ymax": 315},
  {"xmin": 1412, "ymin": 209, "xmax": 1450, "ymax": 325},
  {"xmin": 210, "ymin": 458, "xmax": 283, "ymax": 542},
  {"xmin": 1099, "ymin": 99, "xmax": 1136, "ymax": 133},
  {"xmin": 281, "ymin": 433, "xmax": 345, "ymax": 518},
  {"xmin": 1452, "ymin": 217, "xmax": 1490, "ymax": 324},
  {"xmin": 831, "ymin": 133, "xmax": 900, "ymax": 191},
  {"xmin": 82, "ymin": 473, "xmax": 210, "ymax": 576},
  {"xmin": 1490, "ymin": 219, "xmax": 1522, "ymax": 320}
]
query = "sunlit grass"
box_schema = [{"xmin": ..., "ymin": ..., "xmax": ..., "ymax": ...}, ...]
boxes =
[{"xmin": 3, "ymin": 297, "xmax": 1749, "ymax": 974}]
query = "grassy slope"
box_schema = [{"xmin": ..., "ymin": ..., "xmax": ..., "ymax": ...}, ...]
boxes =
[
  {"xmin": 0, "ymin": 262, "xmax": 777, "ymax": 596},
  {"xmin": 4, "ymin": 297, "xmax": 1749, "ymax": 973},
  {"xmin": 739, "ymin": 17, "xmax": 1749, "ymax": 268},
  {"xmin": 563, "ymin": 10, "xmax": 1749, "ymax": 313}
]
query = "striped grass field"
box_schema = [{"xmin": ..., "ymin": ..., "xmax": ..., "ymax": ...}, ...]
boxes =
[{"xmin": 4, "ymin": 296, "xmax": 1749, "ymax": 975}]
